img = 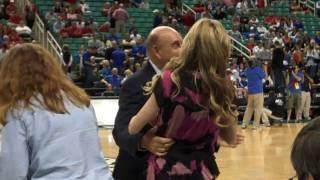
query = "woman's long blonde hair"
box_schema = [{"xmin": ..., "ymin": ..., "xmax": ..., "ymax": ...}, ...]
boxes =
[
  {"xmin": 147, "ymin": 18, "xmax": 236, "ymax": 143},
  {"xmin": 0, "ymin": 44, "xmax": 90, "ymax": 125}
]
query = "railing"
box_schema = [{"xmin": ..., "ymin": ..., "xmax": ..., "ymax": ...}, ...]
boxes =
[
  {"xmin": 33, "ymin": 14, "xmax": 46, "ymax": 47},
  {"xmin": 181, "ymin": 3, "xmax": 197, "ymax": 20},
  {"xmin": 229, "ymin": 36, "xmax": 251, "ymax": 59},
  {"xmin": 299, "ymin": 0, "xmax": 316, "ymax": 16},
  {"xmin": 47, "ymin": 31, "xmax": 62, "ymax": 60},
  {"xmin": 181, "ymin": 3, "xmax": 251, "ymax": 59}
]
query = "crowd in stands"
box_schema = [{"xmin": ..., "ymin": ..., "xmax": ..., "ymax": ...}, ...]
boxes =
[
  {"xmin": 0, "ymin": 1, "xmax": 35, "ymax": 60},
  {"xmin": 3, "ymin": 0, "xmax": 318, "ymax": 119}
]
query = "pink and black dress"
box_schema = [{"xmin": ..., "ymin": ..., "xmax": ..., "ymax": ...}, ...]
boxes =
[{"xmin": 147, "ymin": 70, "xmax": 220, "ymax": 180}]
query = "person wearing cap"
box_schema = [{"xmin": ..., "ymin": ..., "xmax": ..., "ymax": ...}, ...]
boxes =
[{"xmin": 152, "ymin": 9, "xmax": 162, "ymax": 28}]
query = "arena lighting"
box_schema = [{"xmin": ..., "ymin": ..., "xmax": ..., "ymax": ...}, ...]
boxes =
[{"xmin": 91, "ymin": 99, "xmax": 119, "ymax": 127}]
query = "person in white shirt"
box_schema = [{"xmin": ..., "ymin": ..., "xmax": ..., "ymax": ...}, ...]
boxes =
[{"xmin": 15, "ymin": 21, "xmax": 32, "ymax": 36}]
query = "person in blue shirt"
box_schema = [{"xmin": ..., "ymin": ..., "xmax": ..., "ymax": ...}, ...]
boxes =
[
  {"xmin": 100, "ymin": 59, "xmax": 112, "ymax": 80},
  {"xmin": 111, "ymin": 48, "xmax": 125, "ymax": 72},
  {"xmin": 0, "ymin": 44, "xmax": 113, "ymax": 180},
  {"xmin": 286, "ymin": 65, "xmax": 304, "ymax": 122},
  {"xmin": 242, "ymin": 60, "xmax": 266, "ymax": 129},
  {"xmin": 131, "ymin": 38, "xmax": 146, "ymax": 63},
  {"xmin": 101, "ymin": 67, "xmax": 123, "ymax": 95}
]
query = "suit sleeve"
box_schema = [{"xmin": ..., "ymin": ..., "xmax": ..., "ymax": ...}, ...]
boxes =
[
  {"xmin": 0, "ymin": 116, "xmax": 30, "ymax": 180},
  {"xmin": 112, "ymin": 78, "xmax": 147, "ymax": 158}
]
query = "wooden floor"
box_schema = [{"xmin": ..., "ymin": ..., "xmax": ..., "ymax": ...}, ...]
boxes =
[{"xmin": 99, "ymin": 124, "xmax": 304, "ymax": 180}]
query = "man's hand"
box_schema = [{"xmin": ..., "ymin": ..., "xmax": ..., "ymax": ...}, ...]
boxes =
[{"xmin": 141, "ymin": 127, "xmax": 174, "ymax": 156}]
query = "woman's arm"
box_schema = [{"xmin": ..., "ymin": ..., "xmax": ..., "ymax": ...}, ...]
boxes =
[{"xmin": 128, "ymin": 93, "xmax": 160, "ymax": 135}]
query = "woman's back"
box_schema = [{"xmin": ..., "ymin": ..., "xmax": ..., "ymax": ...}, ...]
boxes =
[
  {"xmin": 0, "ymin": 99, "xmax": 112, "ymax": 180},
  {"xmin": 154, "ymin": 70, "xmax": 219, "ymax": 142},
  {"xmin": 148, "ymin": 70, "xmax": 220, "ymax": 180}
]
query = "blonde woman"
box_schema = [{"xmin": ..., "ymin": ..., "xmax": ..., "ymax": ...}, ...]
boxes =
[
  {"xmin": 128, "ymin": 19, "xmax": 237, "ymax": 179},
  {"xmin": 0, "ymin": 44, "xmax": 113, "ymax": 180}
]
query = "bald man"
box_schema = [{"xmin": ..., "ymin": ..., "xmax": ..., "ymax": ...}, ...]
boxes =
[{"xmin": 112, "ymin": 26, "xmax": 182, "ymax": 180}]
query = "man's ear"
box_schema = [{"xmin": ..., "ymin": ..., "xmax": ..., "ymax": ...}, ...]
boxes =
[{"xmin": 152, "ymin": 45, "xmax": 161, "ymax": 60}]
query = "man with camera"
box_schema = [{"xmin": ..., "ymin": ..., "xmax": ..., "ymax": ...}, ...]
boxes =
[{"xmin": 286, "ymin": 65, "xmax": 304, "ymax": 122}]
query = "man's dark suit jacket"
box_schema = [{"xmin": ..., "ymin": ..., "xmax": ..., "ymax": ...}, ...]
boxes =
[{"xmin": 112, "ymin": 61, "xmax": 156, "ymax": 180}]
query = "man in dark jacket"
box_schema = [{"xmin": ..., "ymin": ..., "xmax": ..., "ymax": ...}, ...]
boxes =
[
  {"xmin": 112, "ymin": 26, "xmax": 182, "ymax": 180},
  {"xmin": 271, "ymin": 41, "xmax": 285, "ymax": 92}
]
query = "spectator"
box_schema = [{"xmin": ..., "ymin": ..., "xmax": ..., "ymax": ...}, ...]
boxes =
[
  {"xmin": 102, "ymin": 67, "xmax": 123, "ymax": 94},
  {"xmin": 109, "ymin": 1, "xmax": 119, "ymax": 30},
  {"xmin": 53, "ymin": 17, "xmax": 65, "ymax": 34},
  {"xmin": 60, "ymin": 44, "xmax": 73, "ymax": 76},
  {"xmin": 152, "ymin": 9, "xmax": 162, "ymax": 28},
  {"xmin": 83, "ymin": 55, "xmax": 97, "ymax": 88},
  {"xmin": 305, "ymin": 40, "xmax": 320, "ymax": 77},
  {"xmin": 181, "ymin": 10, "xmax": 195, "ymax": 31},
  {"xmin": 121, "ymin": 33, "xmax": 135, "ymax": 49},
  {"xmin": 8, "ymin": 10, "xmax": 22, "ymax": 26},
  {"xmin": 302, "ymin": 31, "xmax": 311, "ymax": 47},
  {"xmin": 111, "ymin": 44, "xmax": 126, "ymax": 71},
  {"xmin": 102, "ymin": 2, "xmax": 111, "ymax": 17},
  {"xmin": 125, "ymin": 18, "xmax": 136, "ymax": 35},
  {"xmin": 286, "ymin": 65, "xmax": 303, "ymax": 122},
  {"xmin": 105, "ymin": 40, "xmax": 117, "ymax": 60},
  {"xmin": 228, "ymin": 26, "xmax": 243, "ymax": 41},
  {"xmin": 79, "ymin": 0, "xmax": 90, "ymax": 13},
  {"xmin": 88, "ymin": 34, "xmax": 105, "ymax": 55},
  {"xmin": 290, "ymin": 0, "xmax": 301, "ymax": 12},
  {"xmin": 247, "ymin": 38, "xmax": 255, "ymax": 53},
  {"xmin": 253, "ymin": 42, "xmax": 264, "ymax": 60},
  {"xmin": 121, "ymin": 69, "xmax": 133, "ymax": 84},
  {"xmin": 236, "ymin": 0, "xmax": 249, "ymax": 15},
  {"xmin": 131, "ymin": 37, "xmax": 146, "ymax": 63},
  {"xmin": 25, "ymin": 5, "xmax": 35, "ymax": 28},
  {"xmin": 257, "ymin": 23, "xmax": 268, "ymax": 37},
  {"xmin": 100, "ymin": 59, "xmax": 112, "ymax": 80},
  {"xmin": 300, "ymin": 70, "xmax": 313, "ymax": 121},
  {"xmin": 112, "ymin": 3, "xmax": 129, "ymax": 35},
  {"xmin": 271, "ymin": 41, "xmax": 285, "ymax": 92},
  {"xmin": 15, "ymin": 21, "xmax": 32, "ymax": 37}
]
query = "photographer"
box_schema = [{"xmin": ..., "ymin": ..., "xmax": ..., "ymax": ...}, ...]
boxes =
[{"xmin": 286, "ymin": 65, "xmax": 304, "ymax": 122}]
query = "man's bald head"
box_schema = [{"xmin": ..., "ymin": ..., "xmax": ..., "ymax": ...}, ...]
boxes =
[
  {"xmin": 146, "ymin": 26, "xmax": 179, "ymax": 55},
  {"xmin": 145, "ymin": 26, "xmax": 182, "ymax": 69}
]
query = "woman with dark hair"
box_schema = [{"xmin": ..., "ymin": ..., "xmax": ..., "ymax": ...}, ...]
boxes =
[
  {"xmin": 0, "ymin": 44, "xmax": 113, "ymax": 179},
  {"xmin": 61, "ymin": 44, "xmax": 73, "ymax": 76},
  {"xmin": 291, "ymin": 117, "xmax": 320, "ymax": 180}
]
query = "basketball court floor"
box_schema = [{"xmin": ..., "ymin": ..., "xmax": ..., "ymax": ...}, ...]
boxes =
[
  {"xmin": 95, "ymin": 99, "xmax": 304, "ymax": 180},
  {"xmin": 0, "ymin": 99, "xmax": 303, "ymax": 179}
]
